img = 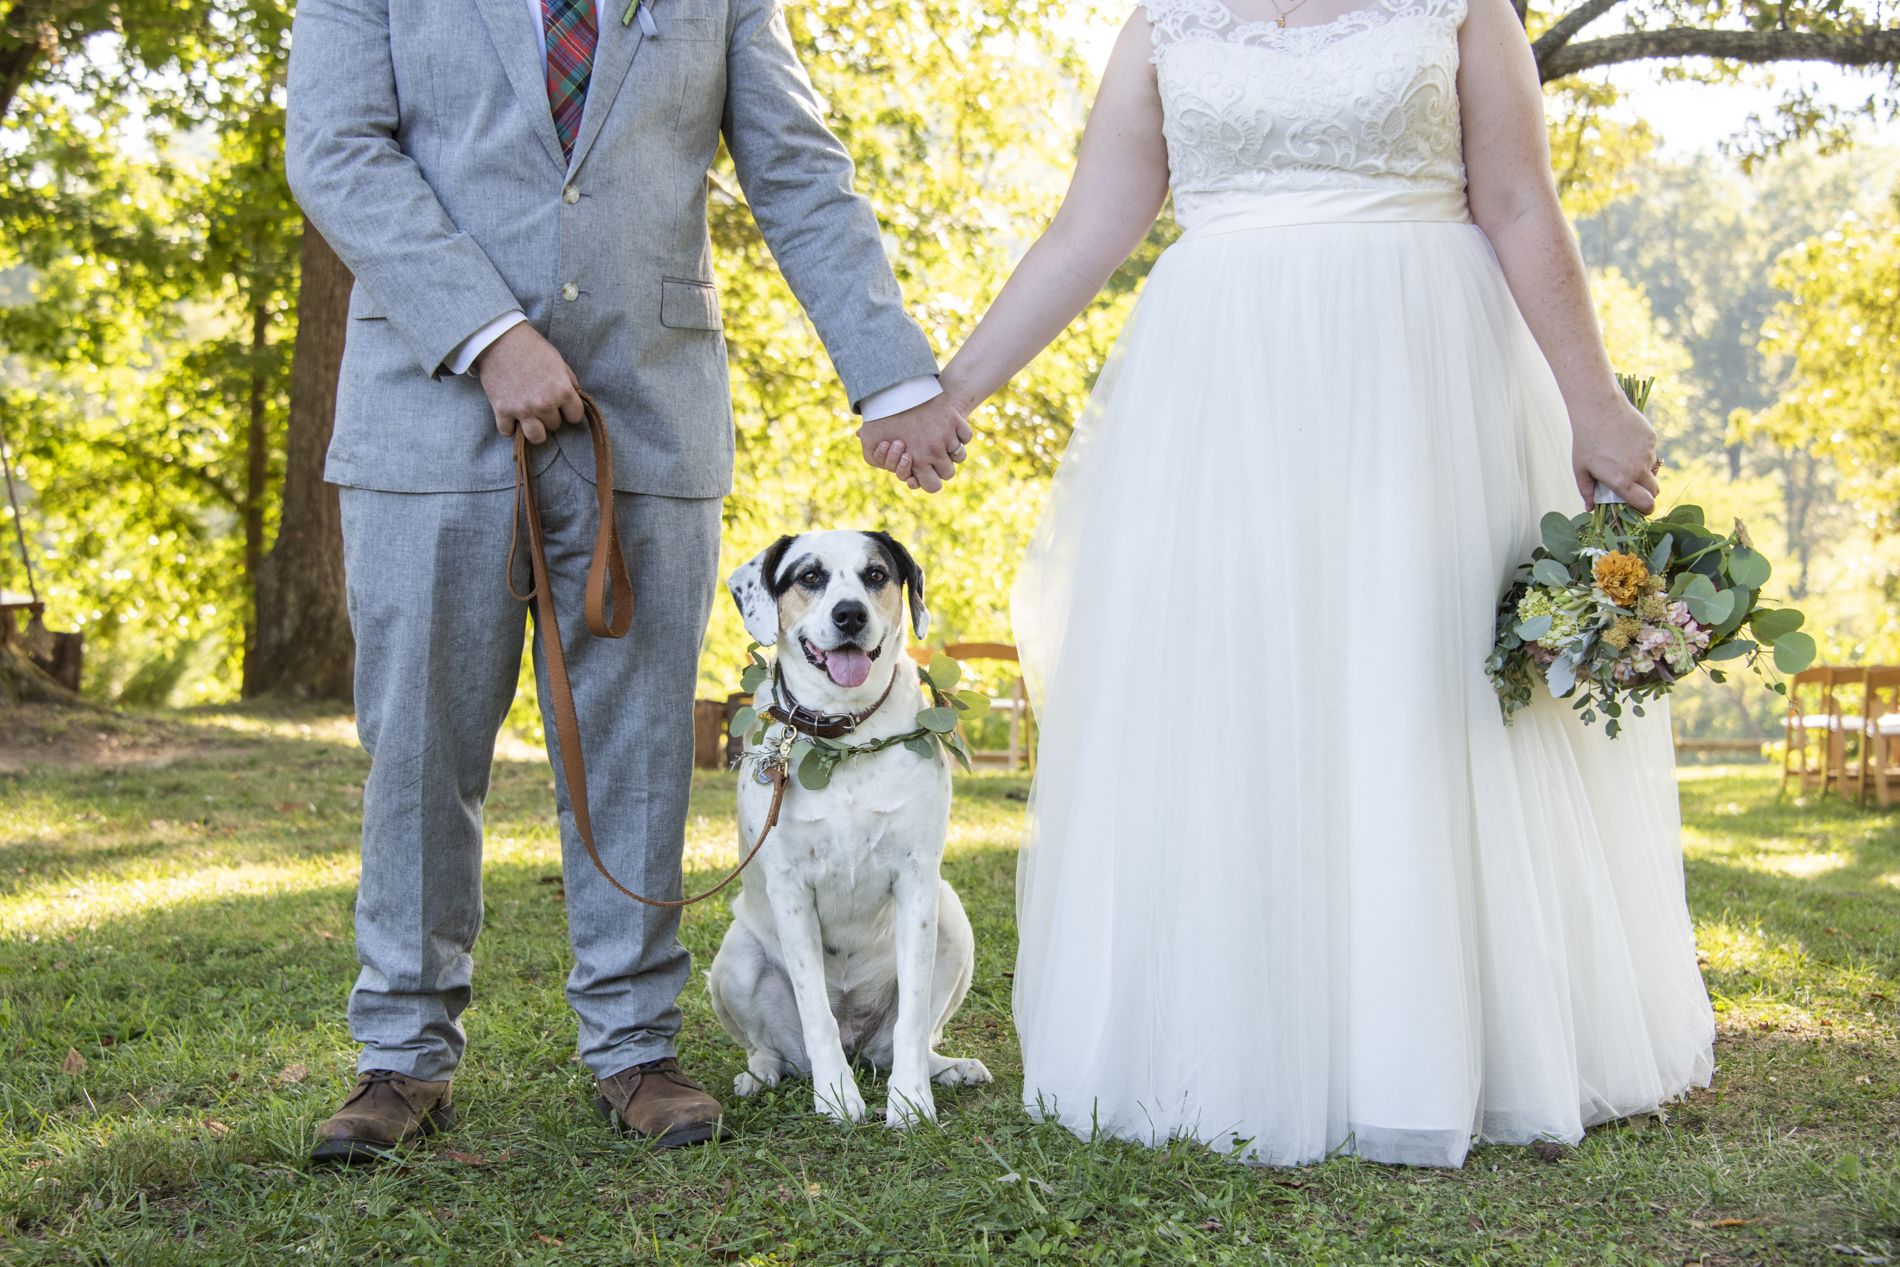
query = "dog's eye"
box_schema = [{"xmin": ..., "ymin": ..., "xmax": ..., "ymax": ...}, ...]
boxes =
[
  {"xmin": 865, "ymin": 568, "xmax": 887, "ymax": 585},
  {"xmin": 798, "ymin": 569, "xmax": 823, "ymax": 587}
]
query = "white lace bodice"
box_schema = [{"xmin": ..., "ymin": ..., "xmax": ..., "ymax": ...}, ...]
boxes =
[{"xmin": 1145, "ymin": 0, "xmax": 1468, "ymax": 226}]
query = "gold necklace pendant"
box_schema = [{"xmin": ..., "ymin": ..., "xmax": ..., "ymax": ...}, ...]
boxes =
[{"xmin": 1277, "ymin": 13, "xmax": 1286, "ymax": 23}]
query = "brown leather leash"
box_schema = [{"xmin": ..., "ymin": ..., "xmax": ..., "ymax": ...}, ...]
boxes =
[{"xmin": 508, "ymin": 390, "xmax": 785, "ymax": 908}]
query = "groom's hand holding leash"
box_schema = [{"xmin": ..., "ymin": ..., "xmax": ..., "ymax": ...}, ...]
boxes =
[
  {"xmin": 474, "ymin": 322, "xmax": 586, "ymax": 445},
  {"xmin": 858, "ymin": 394, "xmax": 972, "ymax": 494}
]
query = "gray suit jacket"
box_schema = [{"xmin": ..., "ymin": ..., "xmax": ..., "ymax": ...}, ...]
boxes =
[{"xmin": 285, "ymin": 0, "xmax": 939, "ymax": 497}]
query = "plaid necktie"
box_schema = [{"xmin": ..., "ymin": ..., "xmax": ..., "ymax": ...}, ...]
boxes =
[{"xmin": 544, "ymin": 0, "xmax": 596, "ymax": 162}]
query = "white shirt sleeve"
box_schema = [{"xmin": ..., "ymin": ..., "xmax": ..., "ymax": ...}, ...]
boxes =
[
  {"xmin": 858, "ymin": 375, "xmax": 943, "ymax": 421},
  {"xmin": 445, "ymin": 311, "xmax": 528, "ymax": 376}
]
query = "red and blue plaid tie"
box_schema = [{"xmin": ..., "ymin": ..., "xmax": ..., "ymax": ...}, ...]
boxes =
[{"xmin": 544, "ymin": 0, "xmax": 596, "ymax": 163}]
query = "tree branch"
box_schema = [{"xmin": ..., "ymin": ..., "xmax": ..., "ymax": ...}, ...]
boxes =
[
  {"xmin": 1531, "ymin": 0, "xmax": 1625, "ymax": 63},
  {"xmin": 1539, "ymin": 25, "xmax": 1900, "ymax": 81}
]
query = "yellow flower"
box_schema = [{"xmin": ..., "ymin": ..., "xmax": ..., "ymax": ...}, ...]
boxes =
[
  {"xmin": 1593, "ymin": 551, "xmax": 1650, "ymax": 608},
  {"xmin": 1601, "ymin": 614, "xmax": 1642, "ymax": 650},
  {"xmin": 1638, "ymin": 594, "xmax": 1668, "ymax": 621}
]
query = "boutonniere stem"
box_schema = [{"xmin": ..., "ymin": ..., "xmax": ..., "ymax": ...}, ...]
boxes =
[{"xmin": 622, "ymin": 0, "xmax": 659, "ymax": 35}]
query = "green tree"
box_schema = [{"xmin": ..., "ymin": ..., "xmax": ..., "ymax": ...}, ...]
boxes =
[
  {"xmin": 1757, "ymin": 194, "xmax": 1900, "ymax": 533},
  {"xmin": 0, "ymin": 1, "xmax": 303, "ymax": 701}
]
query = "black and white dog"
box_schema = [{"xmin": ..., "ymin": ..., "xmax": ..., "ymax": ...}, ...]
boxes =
[{"xmin": 709, "ymin": 530, "xmax": 992, "ymax": 1127}]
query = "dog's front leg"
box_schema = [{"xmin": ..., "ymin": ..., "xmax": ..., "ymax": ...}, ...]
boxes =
[
  {"xmin": 769, "ymin": 877, "xmax": 866, "ymax": 1124},
  {"xmin": 884, "ymin": 861, "xmax": 942, "ymax": 1129}
]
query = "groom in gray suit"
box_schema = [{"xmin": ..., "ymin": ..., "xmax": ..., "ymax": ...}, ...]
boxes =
[{"xmin": 285, "ymin": 0, "xmax": 968, "ymax": 1162}]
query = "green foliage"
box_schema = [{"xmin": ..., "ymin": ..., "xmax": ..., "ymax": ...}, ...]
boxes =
[
  {"xmin": 1758, "ymin": 195, "xmax": 1900, "ymax": 535},
  {"xmin": 0, "ymin": 1, "xmax": 301, "ymax": 701}
]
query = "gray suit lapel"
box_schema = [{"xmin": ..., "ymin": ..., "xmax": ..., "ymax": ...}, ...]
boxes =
[
  {"xmin": 473, "ymin": 0, "xmax": 568, "ymax": 173},
  {"xmin": 566, "ymin": 10, "xmax": 644, "ymax": 176}
]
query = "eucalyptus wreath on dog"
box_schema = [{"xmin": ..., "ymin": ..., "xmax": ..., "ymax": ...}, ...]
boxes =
[{"xmin": 728, "ymin": 645, "xmax": 991, "ymax": 790}]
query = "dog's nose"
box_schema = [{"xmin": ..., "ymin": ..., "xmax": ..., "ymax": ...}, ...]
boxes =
[{"xmin": 831, "ymin": 602, "xmax": 868, "ymax": 637}]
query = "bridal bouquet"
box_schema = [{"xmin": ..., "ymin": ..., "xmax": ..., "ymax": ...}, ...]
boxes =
[{"xmin": 1485, "ymin": 377, "xmax": 1817, "ymax": 736}]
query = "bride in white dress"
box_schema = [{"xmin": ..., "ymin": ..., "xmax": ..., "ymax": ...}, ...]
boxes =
[{"xmin": 875, "ymin": 0, "xmax": 1715, "ymax": 1167}]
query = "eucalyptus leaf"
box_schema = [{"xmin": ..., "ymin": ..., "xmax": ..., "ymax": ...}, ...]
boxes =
[
  {"xmin": 1659, "ymin": 504, "xmax": 1705, "ymax": 528},
  {"xmin": 946, "ymin": 733, "xmax": 974, "ymax": 773},
  {"xmin": 918, "ymin": 707, "xmax": 959, "ymax": 733},
  {"xmin": 797, "ymin": 749, "xmax": 833, "ymax": 791},
  {"xmin": 1706, "ymin": 638, "xmax": 1755, "ymax": 662},
  {"xmin": 1687, "ymin": 589, "xmax": 1735, "ymax": 628},
  {"xmin": 1530, "ymin": 558, "xmax": 1573, "ymax": 588},
  {"xmin": 1682, "ymin": 574, "xmax": 1718, "ymax": 603},
  {"xmin": 927, "ymin": 654, "xmax": 962, "ymax": 690},
  {"xmin": 903, "ymin": 736, "xmax": 937, "ymax": 761},
  {"xmin": 1726, "ymin": 546, "xmax": 1771, "ymax": 590},
  {"xmin": 1714, "ymin": 586, "xmax": 1751, "ymax": 637},
  {"xmin": 1646, "ymin": 534, "xmax": 1674, "ymax": 575},
  {"xmin": 740, "ymin": 664, "xmax": 769, "ymax": 694},
  {"xmin": 954, "ymin": 690, "xmax": 991, "ymax": 719},
  {"xmin": 1544, "ymin": 655, "xmax": 1578, "ymax": 698},
  {"xmin": 1515, "ymin": 614, "xmax": 1553, "ymax": 641},
  {"xmin": 1751, "ymin": 608, "xmax": 1805, "ymax": 642},
  {"xmin": 1772, "ymin": 631, "xmax": 1818, "ymax": 674},
  {"xmin": 788, "ymin": 739, "xmax": 814, "ymax": 770},
  {"xmin": 1540, "ymin": 512, "xmax": 1581, "ymax": 563},
  {"xmin": 728, "ymin": 705, "xmax": 757, "ymax": 738}
]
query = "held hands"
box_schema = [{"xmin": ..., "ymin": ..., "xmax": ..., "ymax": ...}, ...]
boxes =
[
  {"xmin": 474, "ymin": 322, "xmax": 584, "ymax": 444},
  {"xmin": 1572, "ymin": 390, "xmax": 1661, "ymax": 513},
  {"xmin": 857, "ymin": 393, "xmax": 975, "ymax": 494}
]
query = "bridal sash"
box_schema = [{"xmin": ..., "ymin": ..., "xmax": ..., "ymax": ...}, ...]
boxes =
[{"xmin": 1176, "ymin": 187, "xmax": 1472, "ymax": 240}]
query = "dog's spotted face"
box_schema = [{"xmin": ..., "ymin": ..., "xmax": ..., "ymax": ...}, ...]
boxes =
[{"xmin": 728, "ymin": 531, "xmax": 929, "ymax": 694}]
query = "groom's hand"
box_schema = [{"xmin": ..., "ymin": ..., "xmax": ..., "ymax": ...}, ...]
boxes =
[
  {"xmin": 856, "ymin": 396, "xmax": 973, "ymax": 494},
  {"xmin": 474, "ymin": 322, "xmax": 585, "ymax": 445}
]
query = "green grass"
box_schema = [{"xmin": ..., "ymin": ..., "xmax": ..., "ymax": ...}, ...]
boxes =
[{"xmin": 1, "ymin": 708, "xmax": 1897, "ymax": 1264}]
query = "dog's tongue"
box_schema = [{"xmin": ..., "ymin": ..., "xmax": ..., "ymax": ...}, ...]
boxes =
[{"xmin": 825, "ymin": 648, "xmax": 873, "ymax": 688}]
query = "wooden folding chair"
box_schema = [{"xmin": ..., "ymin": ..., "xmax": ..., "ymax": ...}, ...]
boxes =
[
  {"xmin": 1781, "ymin": 666, "xmax": 1845, "ymax": 794},
  {"xmin": 1856, "ymin": 666, "xmax": 1900, "ymax": 806}
]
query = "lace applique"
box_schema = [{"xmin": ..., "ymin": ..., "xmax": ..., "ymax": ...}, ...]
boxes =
[{"xmin": 1138, "ymin": 0, "xmax": 1470, "ymax": 224}]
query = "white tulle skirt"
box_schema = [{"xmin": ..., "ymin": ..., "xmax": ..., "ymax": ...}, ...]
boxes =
[{"xmin": 1010, "ymin": 191, "xmax": 1715, "ymax": 1169}]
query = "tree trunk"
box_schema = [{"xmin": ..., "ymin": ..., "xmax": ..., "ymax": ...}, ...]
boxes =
[
  {"xmin": 247, "ymin": 220, "xmax": 354, "ymax": 701},
  {"xmin": 239, "ymin": 297, "xmax": 269, "ymax": 692}
]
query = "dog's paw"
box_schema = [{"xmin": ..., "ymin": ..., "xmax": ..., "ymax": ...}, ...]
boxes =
[
  {"xmin": 930, "ymin": 1057, "xmax": 993, "ymax": 1087},
  {"xmin": 733, "ymin": 1072, "xmax": 766, "ymax": 1098},
  {"xmin": 882, "ymin": 1083, "xmax": 938, "ymax": 1130},
  {"xmin": 814, "ymin": 1076, "xmax": 867, "ymax": 1124}
]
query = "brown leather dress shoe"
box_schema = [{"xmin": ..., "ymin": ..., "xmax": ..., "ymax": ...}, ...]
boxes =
[
  {"xmin": 595, "ymin": 1057, "xmax": 731, "ymax": 1148},
  {"xmin": 310, "ymin": 1070, "xmax": 455, "ymax": 1166}
]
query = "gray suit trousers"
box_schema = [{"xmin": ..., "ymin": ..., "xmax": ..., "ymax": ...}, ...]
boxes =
[{"xmin": 339, "ymin": 445, "xmax": 720, "ymax": 1082}]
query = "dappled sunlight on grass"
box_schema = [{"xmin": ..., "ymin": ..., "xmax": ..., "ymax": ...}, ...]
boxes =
[{"xmin": 1, "ymin": 720, "xmax": 1895, "ymax": 1263}]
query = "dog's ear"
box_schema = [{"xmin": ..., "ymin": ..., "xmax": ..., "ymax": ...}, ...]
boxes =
[
  {"xmin": 727, "ymin": 535, "xmax": 797, "ymax": 646},
  {"xmin": 867, "ymin": 531, "xmax": 930, "ymax": 641}
]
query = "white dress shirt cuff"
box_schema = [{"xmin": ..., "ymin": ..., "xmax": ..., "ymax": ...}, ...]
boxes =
[
  {"xmin": 858, "ymin": 375, "xmax": 943, "ymax": 421},
  {"xmin": 446, "ymin": 311, "xmax": 528, "ymax": 376}
]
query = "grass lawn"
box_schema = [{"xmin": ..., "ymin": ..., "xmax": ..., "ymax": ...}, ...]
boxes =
[{"xmin": 2, "ymin": 704, "xmax": 1897, "ymax": 1265}]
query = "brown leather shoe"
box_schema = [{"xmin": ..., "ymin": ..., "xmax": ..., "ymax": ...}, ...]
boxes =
[
  {"xmin": 310, "ymin": 1070, "xmax": 455, "ymax": 1166},
  {"xmin": 595, "ymin": 1057, "xmax": 731, "ymax": 1148}
]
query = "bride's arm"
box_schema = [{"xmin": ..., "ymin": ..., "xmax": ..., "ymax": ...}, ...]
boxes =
[
  {"xmin": 877, "ymin": 11, "xmax": 1170, "ymax": 482},
  {"xmin": 1458, "ymin": 0, "xmax": 1660, "ymax": 512}
]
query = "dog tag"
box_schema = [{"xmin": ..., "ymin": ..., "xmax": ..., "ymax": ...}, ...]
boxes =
[{"xmin": 754, "ymin": 759, "xmax": 778, "ymax": 786}]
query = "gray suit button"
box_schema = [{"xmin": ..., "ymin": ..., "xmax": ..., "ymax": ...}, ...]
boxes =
[
  {"xmin": 561, "ymin": 282, "xmax": 579, "ymax": 302},
  {"xmin": 563, "ymin": 186, "xmax": 579, "ymax": 204}
]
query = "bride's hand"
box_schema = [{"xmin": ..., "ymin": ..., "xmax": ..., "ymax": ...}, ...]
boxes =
[{"xmin": 1571, "ymin": 392, "xmax": 1660, "ymax": 513}]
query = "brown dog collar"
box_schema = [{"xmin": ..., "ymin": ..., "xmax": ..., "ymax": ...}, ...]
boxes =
[{"xmin": 764, "ymin": 661, "xmax": 901, "ymax": 739}]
